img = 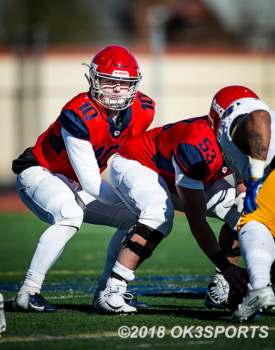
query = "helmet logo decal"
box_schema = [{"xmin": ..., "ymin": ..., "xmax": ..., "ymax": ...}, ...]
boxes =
[
  {"xmin": 112, "ymin": 70, "xmax": 129, "ymax": 77},
  {"xmin": 211, "ymin": 99, "xmax": 224, "ymax": 118},
  {"xmin": 222, "ymin": 105, "xmax": 234, "ymax": 119}
]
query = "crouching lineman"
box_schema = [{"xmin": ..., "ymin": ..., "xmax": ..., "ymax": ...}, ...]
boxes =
[
  {"xmin": 207, "ymin": 85, "xmax": 275, "ymax": 322},
  {"xmin": 12, "ymin": 45, "xmax": 154, "ymax": 313},
  {"xmin": 93, "ymin": 112, "xmax": 249, "ymax": 315}
]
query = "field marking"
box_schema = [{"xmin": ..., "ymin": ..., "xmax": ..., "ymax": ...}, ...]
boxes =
[
  {"xmin": 0, "ymin": 275, "xmax": 210, "ymax": 295},
  {"xmin": 0, "ymin": 270, "xmax": 213, "ymax": 277}
]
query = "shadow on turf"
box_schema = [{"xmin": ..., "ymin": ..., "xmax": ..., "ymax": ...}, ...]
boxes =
[
  {"xmin": 4, "ymin": 300, "xmax": 94, "ymax": 314},
  {"xmin": 5, "ymin": 297, "xmax": 274, "ymax": 320},
  {"xmin": 146, "ymin": 292, "xmax": 206, "ymax": 299}
]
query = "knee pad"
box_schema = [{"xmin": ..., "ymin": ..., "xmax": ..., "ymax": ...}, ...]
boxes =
[
  {"xmin": 123, "ymin": 223, "xmax": 164, "ymax": 259},
  {"xmin": 58, "ymin": 201, "xmax": 84, "ymax": 229}
]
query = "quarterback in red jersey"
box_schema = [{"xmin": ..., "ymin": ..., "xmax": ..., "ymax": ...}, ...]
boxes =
[
  {"xmin": 94, "ymin": 116, "xmax": 249, "ymax": 315},
  {"xmin": 31, "ymin": 90, "xmax": 153, "ymax": 181},
  {"xmin": 12, "ymin": 45, "xmax": 154, "ymax": 313}
]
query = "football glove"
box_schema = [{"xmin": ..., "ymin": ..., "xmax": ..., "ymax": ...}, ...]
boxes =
[
  {"xmin": 223, "ymin": 192, "xmax": 246, "ymax": 213},
  {"xmin": 243, "ymin": 173, "xmax": 266, "ymax": 214}
]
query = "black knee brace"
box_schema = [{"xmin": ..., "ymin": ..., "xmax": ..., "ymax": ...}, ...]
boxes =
[
  {"xmin": 219, "ymin": 230, "xmax": 241, "ymax": 257},
  {"xmin": 123, "ymin": 223, "xmax": 164, "ymax": 259}
]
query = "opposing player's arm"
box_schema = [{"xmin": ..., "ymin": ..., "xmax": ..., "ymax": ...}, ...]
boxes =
[
  {"xmin": 232, "ymin": 110, "xmax": 271, "ymax": 213},
  {"xmin": 232, "ymin": 110, "xmax": 271, "ymax": 162}
]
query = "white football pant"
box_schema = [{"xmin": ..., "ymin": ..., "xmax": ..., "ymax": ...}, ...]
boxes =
[
  {"xmin": 110, "ymin": 154, "xmax": 241, "ymax": 237},
  {"xmin": 16, "ymin": 166, "xmax": 136, "ymax": 290},
  {"xmin": 239, "ymin": 221, "xmax": 275, "ymax": 289}
]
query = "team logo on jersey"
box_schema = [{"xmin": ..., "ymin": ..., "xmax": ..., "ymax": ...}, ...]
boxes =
[
  {"xmin": 222, "ymin": 166, "xmax": 228, "ymax": 174},
  {"xmin": 114, "ymin": 131, "xmax": 121, "ymax": 136}
]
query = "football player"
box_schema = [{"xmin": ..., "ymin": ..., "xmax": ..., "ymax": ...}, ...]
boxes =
[
  {"xmin": 207, "ymin": 85, "xmax": 275, "ymax": 322},
  {"xmin": 12, "ymin": 45, "xmax": 155, "ymax": 312},
  {"xmin": 93, "ymin": 114, "xmax": 249, "ymax": 315}
]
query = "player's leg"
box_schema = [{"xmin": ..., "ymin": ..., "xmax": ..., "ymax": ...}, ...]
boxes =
[
  {"xmin": 13, "ymin": 167, "xmax": 84, "ymax": 312},
  {"xmin": 94, "ymin": 156, "xmax": 174, "ymax": 314},
  {"xmin": 204, "ymin": 178, "xmax": 242, "ymax": 231},
  {"xmin": 83, "ymin": 199, "xmax": 136, "ymax": 286},
  {"xmin": 231, "ymin": 170, "xmax": 275, "ymax": 322},
  {"xmin": 81, "ymin": 196, "xmax": 149, "ymax": 308},
  {"xmin": 230, "ymin": 221, "xmax": 275, "ymax": 322}
]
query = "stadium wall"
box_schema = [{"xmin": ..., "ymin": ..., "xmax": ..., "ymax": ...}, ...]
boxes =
[{"xmin": 1, "ymin": 49, "xmax": 275, "ymax": 187}]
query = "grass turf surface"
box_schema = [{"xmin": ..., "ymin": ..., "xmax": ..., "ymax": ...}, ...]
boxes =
[{"xmin": 0, "ymin": 213, "xmax": 274, "ymax": 350}]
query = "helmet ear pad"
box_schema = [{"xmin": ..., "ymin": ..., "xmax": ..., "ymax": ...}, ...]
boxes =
[{"xmin": 208, "ymin": 85, "xmax": 259, "ymax": 135}]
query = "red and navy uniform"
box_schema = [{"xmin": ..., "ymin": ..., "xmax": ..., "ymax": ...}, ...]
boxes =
[
  {"xmin": 32, "ymin": 91, "xmax": 155, "ymax": 182},
  {"xmin": 118, "ymin": 116, "xmax": 232, "ymax": 193}
]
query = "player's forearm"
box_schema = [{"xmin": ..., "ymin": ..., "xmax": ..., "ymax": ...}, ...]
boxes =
[
  {"xmin": 187, "ymin": 214, "xmax": 233, "ymax": 272},
  {"xmin": 187, "ymin": 214, "xmax": 222, "ymax": 258},
  {"xmin": 176, "ymin": 185, "xmax": 231, "ymax": 266}
]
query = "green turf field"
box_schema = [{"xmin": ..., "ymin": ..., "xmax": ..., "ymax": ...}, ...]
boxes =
[{"xmin": 0, "ymin": 213, "xmax": 274, "ymax": 350}]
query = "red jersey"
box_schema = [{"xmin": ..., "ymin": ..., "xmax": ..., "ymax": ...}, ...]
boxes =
[
  {"xmin": 118, "ymin": 116, "xmax": 232, "ymax": 193},
  {"xmin": 32, "ymin": 91, "xmax": 154, "ymax": 181}
]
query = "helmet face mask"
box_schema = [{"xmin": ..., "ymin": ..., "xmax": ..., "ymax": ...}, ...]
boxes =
[
  {"xmin": 208, "ymin": 85, "xmax": 259, "ymax": 135},
  {"xmin": 87, "ymin": 46, "xmax": 142, "ymax": 111}
]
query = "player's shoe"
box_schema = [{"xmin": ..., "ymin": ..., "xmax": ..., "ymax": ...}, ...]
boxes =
[
  {"xmin": 93, "ymin": 277, "xmax": 137, "ymax": 315},
  {"xmin": 0, "ymin": 293, "xmax": 6, "ymax": 336},
  {"xmin": 230, "ymin": 284, "xmax": 275, "ymax": 323},
  {"xmin": 128, "ymin": 295, "xmax": 149, "ymax": 309},
  {"xmin": 13, "ymin": 292, "xmax": 57, "ymax": 312},
  {"xmin": 93, "ymin": 277, "xmax": 149, "ymax": 310},
  {"xmin": 205, "ymin": 268, "xmax": 229, "ymax": 309}
]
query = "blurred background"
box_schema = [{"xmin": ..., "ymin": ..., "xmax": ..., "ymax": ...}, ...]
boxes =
[{"xmin": 1, "ymin": 0, "xmax": 275, "ymax": 190}]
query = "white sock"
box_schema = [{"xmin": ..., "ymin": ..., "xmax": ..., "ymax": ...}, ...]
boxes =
[
  {"xmin": 100, "ymin": 229, "xmax": 126, "ymax": 285},
  {"xmin": 23, "ymin": 225, "xmax": 77, "ymax": 289},
  {"xmin": 239, "ymin": 221, "xmax": 275, "ymax": 289},
  {"xmin": 18, "ymin": 284, "xmax": 40, "ymax": 295},
  {"xmin": 112, "ymin": 261, "xmax": 135, "ymax": 282}
]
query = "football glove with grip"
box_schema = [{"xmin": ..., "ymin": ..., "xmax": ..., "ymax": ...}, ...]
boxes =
[
  {"xmin": 244, "ymin": 173, "xmax": 266, "ymax": 215},
  {"xmin": 223, "ymin": 192, "xmax": 246, "ymax": 213}
]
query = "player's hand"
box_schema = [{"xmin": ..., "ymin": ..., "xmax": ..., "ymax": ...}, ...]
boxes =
[
  {"xmin": 243, "ymin": 174, "xmax": 266, "ymax": 214},
  {"xmin": 222, "ymin": 265, "xmax": 249, "ymax": 296},
  {"xmin": 223, "ymin": 192, "xmax": 246, "ymax": 213}
]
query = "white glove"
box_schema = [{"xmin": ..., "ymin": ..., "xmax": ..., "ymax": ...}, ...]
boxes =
[{"xmin": 223, "ymin": 192, "xmax": 246, "ymax": 213}]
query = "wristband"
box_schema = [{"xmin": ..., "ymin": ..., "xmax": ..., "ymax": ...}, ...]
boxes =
[
  {"xmin": 249, "ymin": 157, "xmax": 265, "ymax": 179},
  {"xmin": 210, "ymin": 250, "xmax": 233, "ymax": 273}
]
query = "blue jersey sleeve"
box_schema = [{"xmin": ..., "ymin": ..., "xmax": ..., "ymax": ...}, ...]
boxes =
[
  {"xmin": 174, "ymin": 143, "xmax": 207, "ymax": 181},
  {"xmin": 60, "ymin": 109, "xmax": 90, "ymax": 141}
]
